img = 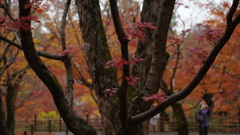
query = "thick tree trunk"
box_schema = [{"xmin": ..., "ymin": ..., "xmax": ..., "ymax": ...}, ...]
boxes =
[
  {"xmin": 6, "ymin": 86, "xmax": 17, "ymax": 135},
  {"xmin": 75, "ymin": 0, "xmax": 175, "ymax": 134},
  {"xmin": 75, "ymin": 0, "xmax": 120, "ymax": 134},
  {"xmin": 0, "ymin": 90, "xmax": 9, "ymax": 135},
  {"xmin": 129, "ymin": 0, "xmax": 175, "ymax": 134},
  {"xmin": 6, "ymin": 71, "xmax": 25, "ymax": 135},
  {"xmin": 172, "ymin": 103, "xmax": 189, "ymax": 135},
  {"xmin": 129, "ymin": 1, "xmax": 171, "ymax": 134}
]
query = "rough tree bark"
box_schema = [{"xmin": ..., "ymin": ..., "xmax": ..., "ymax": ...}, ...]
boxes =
[
  {"xmin": 75, "ymin": 0, "xmax": 120, "ymax": 134},
  {"xmin": 6, "ymin": 71, "xmax": 26, "ymax": 135},
  {"xmin": 0, "ymin": 90, "xmax": 8, "ymax": 135},
  {"xmin": 171, "ymin": 103, "xmax": 188, "ymax": 135},
  {"xmin": 18, "ymin": 0, "xmax": 97, "ymax": 135},
  {"xmin": 76, "ymin": 0, "xmax": 175, "ymax": 134}
]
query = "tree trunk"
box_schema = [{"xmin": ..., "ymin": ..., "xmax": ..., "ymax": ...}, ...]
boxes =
[
  {"xmin": 129, "ymin": 0, "xmax": 175, "ymax": 134},
  {"xmin": 6, "ymin": 71, "xmax": 26, "ymax": 135},
  {"xmin": 75, "ymin": 0, "xmax": 120, "ymax": 134},
  {"xmin": 203, "ymin": 93, "xmax": 214, "ymax": 111},
  {"xmin": 76, "ymin": 0, "xmax": 175, "ymax": 134},
  {"xmin": 159, "ymin": 110, "xmax": 170, "ymax": 131},
  {"xmin": 129, "ymin": 1, "xmax": 161, "ymax": 134},
  {"xmin": 0, "ymin": 89, "xmax": 9, "ymax": 135},
  {"xmin": 6, "ymin": 86, "xmax": 17, "ymax": 135},
  {"xmin": 172, "ymin": 103, "xmax": 189, "ymax": 135}
]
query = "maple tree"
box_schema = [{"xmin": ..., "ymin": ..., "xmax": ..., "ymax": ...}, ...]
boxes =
[
  {"xmin": 0, "ymin": 33, "xmax": 30, "ymax": 135},
  {"xmin": 190, "ymin": 1, "xmax": 240, "ymax": 115},
  {"xmin": 0, "ymin": 0, "xmax": 240, "ymax": 135},
  {"xmin": 0, "ymin": 1, "xmax": 31, "ymax": 134},
  {"xmin": 162, "ymin": 1, "xmax": 240, "ymax": 133}
]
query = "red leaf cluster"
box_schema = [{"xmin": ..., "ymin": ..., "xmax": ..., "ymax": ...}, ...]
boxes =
[
  {"xmin": 58, "ymin": 44, "xmax": 83, "ymax": 56},
  {"xmin": 58, "ymin": 43, "xmax": 90, "ymax": 56},
  {"xmin": 142, "ymin": 93, "xmax": 167, "ymax": 102},
  {"xmin": 188, "ymin": 47, "xmax": 209, "ymax": 62},
  {"xmin": 196, "ymin": 23, "xmax": 224, "ymax": 43},
  {"xmin": 0, "ymin": 15, "xmax": 40, "ymax": 32},
  {"xmin": 168, "ymin": 36, "xmax": 182, "ymax": 45},
  {"xmin": 105, "ymin": 58, "xmax": 129, "ymax": 69},
  {"xmin": 24, "ymin": 0, "xmax": 47, "ymax": 13},
  {"xmin": 105, "ymin": 57, "xmax": 144, "ymax": 69},
  {"xmin": 124, "ymin": 76, "xmax": 139, "ymax": 85},
  {"xmin": 125, "ymin": 22, "xmax": 156, "ymax": 42},
  {"xmin": 104, "ymin": 88, "xmax": 118, "ymax": 96}
]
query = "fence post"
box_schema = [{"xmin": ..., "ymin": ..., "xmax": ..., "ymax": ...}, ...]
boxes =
[
  {"xmin": 48, "ymin": 120, "xmax": 52, "ymax": 133},
  {"xmin": 34, "ymin": 115, "xmax": 37, "ymax": 132},
  {"xmin": 238, "ymin": 112, "xmax": 240, "ymax": 133},
  {"xmin": 66, "ymin": 127, "xmax": 68, "ymax": 135},
  {"xmin": 31, "ymin": 125, "xmax": 34, "ymax": 135},
  {"xmin": 59, "ymin": 117, "xmax": 62, "ymax": 132},
  {"xmin": 23, "ymin": 131, "xmax": 27, "ymax": 135}
]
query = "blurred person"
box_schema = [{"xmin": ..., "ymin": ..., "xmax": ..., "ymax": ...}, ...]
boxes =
[
  {"xmin": 197, "ymin": 103, "xmax": 211, "ymax": 135},
  {"xmin": 149, "ymin": 113, "xmax": 160, "ymax": 131}
]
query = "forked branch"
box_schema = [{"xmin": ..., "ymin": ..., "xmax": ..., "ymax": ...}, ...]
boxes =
[{"xmin": 131, "ymin": 0, "xmax": 240, "ymax": 123}]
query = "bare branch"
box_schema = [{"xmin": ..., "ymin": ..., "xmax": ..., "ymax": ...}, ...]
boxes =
[
  {"xmin": 212, "ymin": 65, "xmax": 240, "ymax": 80},
  {"xmin": 227, "ymin": 0, "xmax": 239, "ymax": 26},
  {"xmin": 0, "ymin": 3, "xmax": 16, "ymax": 21},
  {"xmin": 0, "ymin": 35, "xmax": 63, "ymax": 60},
  {"xmin": 170, "ymin": 45, "xmax": 180, "ymax": 91},
  {"xmin": 60, "ymin": 0, "xmax": 74, "ymax": 106},
  {"xmin": 0, "ymin": 45, "xmax": 10, "ymax": 63},
  {"xmin": 232, "ymin": 13, "xmax": 240, "ymax": 26},
  {"xmin": 0, "ymin": 47, "xmax": 19, "ymax": 77},
  {"xmin": 109, "ymin": 0, "xmax": 129, "ymax": 129}
]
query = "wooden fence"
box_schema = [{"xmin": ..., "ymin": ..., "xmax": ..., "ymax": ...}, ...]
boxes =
[{"xmin": 15, "ymin": 115, "xmax": 240, "ymax": 134}]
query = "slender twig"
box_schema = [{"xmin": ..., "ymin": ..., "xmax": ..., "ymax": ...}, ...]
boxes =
[
  {"xmin": 0, "ymin": 34, "xmax": 63, "ymax": 60},
  {"xmin": 0, "ymin": 45, "xmax": 10, "ymax": 63},
  {"xmin": 170, "ymin": 45, "xmax": 180, "ymax": 91},
  {"xmin": 30, "ymin": 0, "xmax": 43, "ymax": 14},
  {"xmin": 60, "ymin": 0, "xmax": 74, "ymax": 106},
  {"xmin": 0, "ymin": 48, "xmax": 19, "ymax": 78},
  {"xmin": 212, "ymin": 65, "xmax": 240, "ymax": 80},
  {"xmin": 0, "ymin": 3, "xmax": 16, "ymax": 21}
]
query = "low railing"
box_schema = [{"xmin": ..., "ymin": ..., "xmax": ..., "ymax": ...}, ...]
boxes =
[
  {"xmin": 148, "ymin": 116, "xmax": 240, "ymax": 133},
  {"xmin": 15, "ymin": 116, "xmax": 240, "ymax": 134}
]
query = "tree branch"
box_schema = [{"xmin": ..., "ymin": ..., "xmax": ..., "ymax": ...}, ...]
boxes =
[
  {"xmin": 170, "ymin": 45, "xmax": 180, "ymax": 91},
  {"xmin": 60, "ymin": 0, "xmax": 74, "ymax": 106},
  {"xmin": 109, "ymin": 0, "xmax": 129, "ymax": 130},
  {"xmin": 212, "ymin": 65, "xmax": 240, "ymax": 80},
  {"xmin": 0, "ymin": 3, "xmax": 16, "ymax": 21},
  {"xmin": 131, "ymin": 0, "xmax": 240, "ymax": 123},
  {"xmin": 0, "ymin": 47, "xmax": 19, "ymax": 77},
  {"xmin": 0, "ymin": 35, "xmax": 63, "ymax": 60},
  {"xmin": 227, "ymin": 0, "xmax": 239, "ymax": 26}
]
